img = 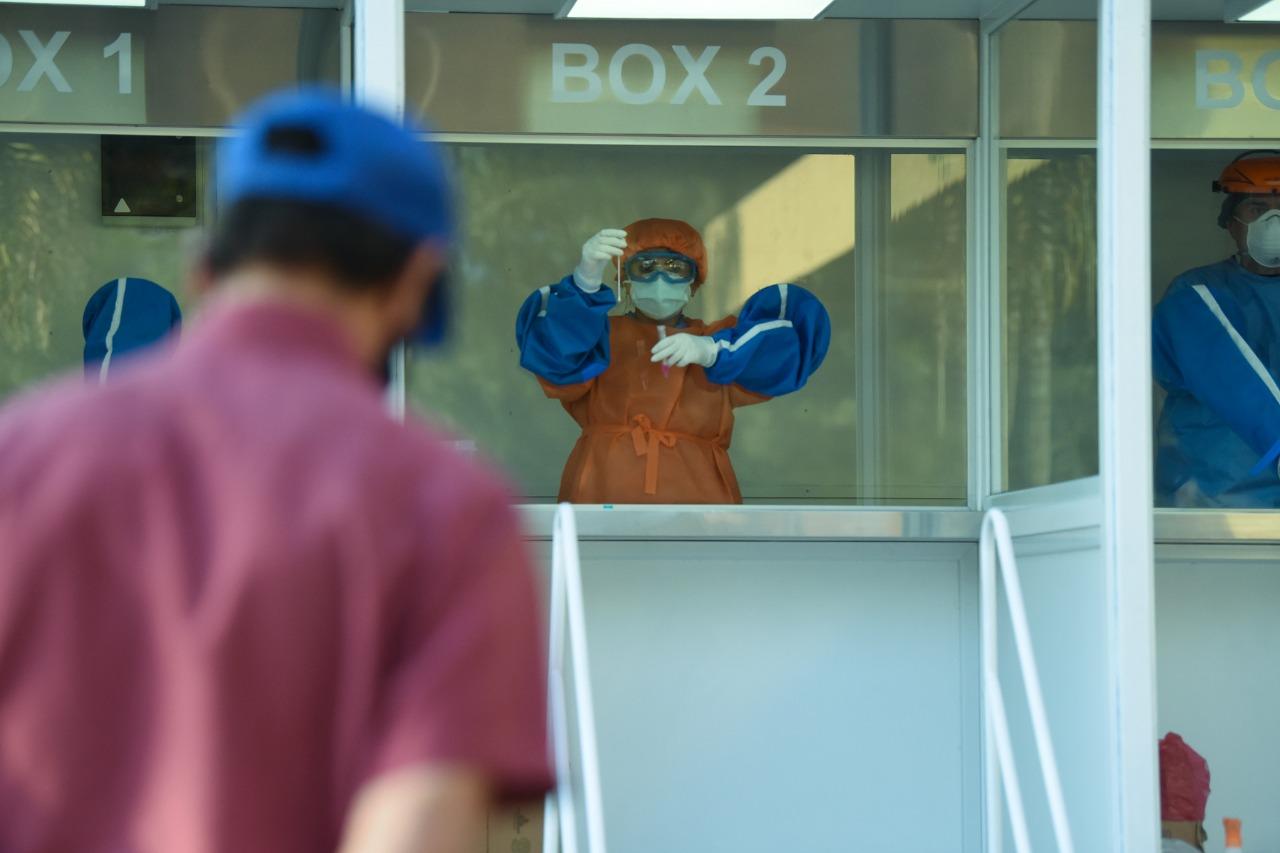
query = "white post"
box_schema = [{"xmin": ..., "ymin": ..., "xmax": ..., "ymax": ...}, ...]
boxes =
[
  {"xmin": 354, "ymin": 0, "xmax": 405, "ymax": 117},
  {"xmin": 1096, "ymin": 1, "xmax": 1160, "ymax": 851},
  {"xmin": 353, "ymin": 0, "xmax": 407, "ymax": 419},
  {"xmin": 972, "ymin": 11, "xmax": 1001, "ymax": 511}
]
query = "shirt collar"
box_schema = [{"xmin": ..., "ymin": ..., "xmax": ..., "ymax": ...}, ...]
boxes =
[{"xmin": 182, "ymin": 297, "xmax": 375, "ymax": 384}]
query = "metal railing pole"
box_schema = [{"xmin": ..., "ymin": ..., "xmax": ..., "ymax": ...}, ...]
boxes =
[
  {"xmin": 981, "ymin": 509, "xmax": 1076, "ymax": 853},
  {"xmin": 545, "ymin": 504, "xmax": 608, "ymax": 853}
]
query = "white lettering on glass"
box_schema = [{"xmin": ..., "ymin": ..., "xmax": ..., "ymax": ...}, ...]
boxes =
[
  {"xmin": 1196, "ymin": 49, "xmax": 1245, "ymax": 109},
  {"xmin": 0, "ymin": 34, "xmax": 12, "ymax": 88},
  {"xmin": 671, "ymin": 45, "xmax": 721, "ymax": 105},
  {"xmin": 550, "ymin": 42, "xmax": 602, "ymax": 103},
  {"xmin": 17, "ymin": 30, "xmax": 71, "ymax": 93},
  {"xmin": 608, "ymin": 43, "xmax": 665, "ymax": 105},
  {"xmin": 747, "ymin": 46, "xmax": 786, "ymax": 107},
  {"xmin": 103, "ymin": 32, "xmax": 132, "ymax": 95},
  {"xmin": 549, "ymin": 42, "xmax": 788, "ymax": 108},
  {"xmin": 1252, "ymin": 50, "xmax": 1280, "ymax": 111}
]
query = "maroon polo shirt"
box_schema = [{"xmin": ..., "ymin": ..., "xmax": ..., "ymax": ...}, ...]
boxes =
[{"xmin": 0, "ymin": 299, "xmax": 551, "ymax": 853}]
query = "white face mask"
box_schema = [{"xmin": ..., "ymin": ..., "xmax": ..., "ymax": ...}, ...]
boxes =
[
  {"xmin": 631, "ymin": 280, "xmax": 691, "ymax": 321},
  {"xmin": 1244, "ymin": 209, "xmax": 1280, "ymax": 269}
]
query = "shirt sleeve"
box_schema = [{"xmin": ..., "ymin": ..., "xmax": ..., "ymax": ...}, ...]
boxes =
[
  {"xmin": 367, "ymin": 472, "xmax": 552, "ymax": 801},
  {"xmin": 703, "ymin": 283, "xmax": 831, "ymax": 397},
  {"xmin": 1153, "ymin": 281, "xmax": 1280, "ymax": 461},
  {"xmin": 516, "ymin": 274, "xmax": 616, "ymax": 386}
]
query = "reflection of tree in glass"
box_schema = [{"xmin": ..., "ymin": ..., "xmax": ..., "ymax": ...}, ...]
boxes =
[
  {"xmin": 1004, "ymin": 155, "xmax": 1099, "ymax": 490},
  {"xmin": 0, "ymin": 139, "xmax": 88, "ymax": 398}
]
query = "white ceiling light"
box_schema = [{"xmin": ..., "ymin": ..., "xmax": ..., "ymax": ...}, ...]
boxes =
[
  {"xmin": 0, "ymin": 0, "xmax": 149, "ymax": 6},
  {"xmin": 1225, "ymin": 0, "xmax": 1280, "ymax": 22},
  {"xmin": 560, "ymin": 0, "xmax": 831, "ymax": 20}
]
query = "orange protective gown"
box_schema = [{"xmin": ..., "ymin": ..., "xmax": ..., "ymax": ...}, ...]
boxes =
[{"xmin": 541, "ymin": 315, "xmax": 767, "ymax": 504}]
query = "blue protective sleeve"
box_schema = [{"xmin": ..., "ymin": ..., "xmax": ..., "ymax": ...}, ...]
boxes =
[
  {"xmin": 516, "ymin": 274, "xmax": 616, "ymax": 386},
  {"xmin": 704, "ymin": 284, "xmax": 831, "ymax": 396},
  {"xmin": 1153, "ymin": 283, "xmax": 1280, "ymax": 458}
]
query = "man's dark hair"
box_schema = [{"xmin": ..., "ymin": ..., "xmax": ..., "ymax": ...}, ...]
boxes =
[{"xmin": 206, "ymin": 198, "xmax": 417, "ymax": 290}]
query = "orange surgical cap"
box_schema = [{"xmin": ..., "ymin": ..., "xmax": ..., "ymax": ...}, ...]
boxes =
[
  {"xmin": 623, "ymin": 218, "xmax": 708, "ymax": 289},
  {"xmin": 1160, "ymin": 733, "xmax": 1211, "ymax": 822}
]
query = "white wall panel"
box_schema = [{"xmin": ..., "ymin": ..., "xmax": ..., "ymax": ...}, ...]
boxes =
[
  {"xmin": 994, "ymin": 527, "xmax": 1118, "ymax": 852},
  {"xmin": 572, "ymin": 539, "xmax": 980, "ymax": 853},
  {"xmin": 1156, "ymin": 546, "xmax": 1280, "ymax": 853}
]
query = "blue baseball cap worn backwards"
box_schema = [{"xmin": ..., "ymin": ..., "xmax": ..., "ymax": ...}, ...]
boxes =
[{"xmin": 218, "ymin": 87, "xmax": 454, "ymax": 345}]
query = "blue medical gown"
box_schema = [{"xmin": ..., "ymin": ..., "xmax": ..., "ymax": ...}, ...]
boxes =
[
  {"xmin": 1153, "ymin": 258, "xmax": 1280, "ymax": 507},
  {"xmin": 516, "ymin": 276, "xmax": 830, "ymax": 397}
]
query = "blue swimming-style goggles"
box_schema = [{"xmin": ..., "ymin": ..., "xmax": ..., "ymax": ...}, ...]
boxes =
[{"xmin": 625, "ymin": 250, "xmax": 698, "ymax": 286}]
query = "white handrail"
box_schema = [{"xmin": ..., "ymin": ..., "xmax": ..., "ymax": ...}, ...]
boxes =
[
  {"xmin": 543, "ymin": 504, "xmax": 608, "ymax": 853},
  {"xmin": 980, "ymin": 508, "xmax": 1075, "ymax": 853}
]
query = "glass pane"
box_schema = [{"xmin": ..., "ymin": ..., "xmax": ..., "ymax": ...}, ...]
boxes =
[
  {"xmin": 999, "ymin": 21, "xmax": 1097, "ymax": 140},
  {"xmin": 873, "ymin": 152, "xmax": 968, "ymax": 504},
  {"xmin": 1152, "ymin": 149, "xmax": 1280, "ymax": 508},
  {"xmin": 1001, "ymin": 20, "xmax": 1280, "ymax": 141},
  {"xmin": 0, "ymin": 5, "xmax": 340, "ymax": 127},
  {"xmin": 1002, "ymin": 151, "xmax": 1098, "ymax": 492},
  {"xmin": 408, "ymin": 145, "xmax": 966, "ymax": 505},
  {"xmin": 0, "ymin": 134, "xmax": 206, "ymax": 398},
  {"xmin": 405, "ymin": 14, "xmax": 977, "ymax": 138}
]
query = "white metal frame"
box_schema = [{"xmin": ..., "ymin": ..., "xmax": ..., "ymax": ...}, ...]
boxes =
[
  {"xmin": 1095, "ymin": 1, "xmax": 1160, "ymax": 849},
  {"xmin": 978, "ymin": 3, "xmax": 1160, "ymax": 852},
  {"xmin": 972, "ymin": 12, "xmax": 1003, "ymax": 504},
  {"xmin": 544, "ymin": 504, "xmax": 608, "ymax": 853},
  {"xmin": 353, "ymin": 0, "xmax": 409, "ymax": 420},
  {"xmin": 980, "ymin": 508, "xmax": 1075, "ymax": 853}
]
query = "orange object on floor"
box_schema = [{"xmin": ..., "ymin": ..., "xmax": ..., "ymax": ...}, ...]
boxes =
[{"xmin": 540, "ymin": 314, "xmax": 768, "ymax": 504}]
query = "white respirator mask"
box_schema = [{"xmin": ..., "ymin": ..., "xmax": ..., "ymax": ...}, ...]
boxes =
[
  {"xmin": 631, "ymin": 280, "xmax": 691, "ymax": 321},
  {"xmin": 1244, "ymin": 209, "xmax": 1280, "ymax": 269}
]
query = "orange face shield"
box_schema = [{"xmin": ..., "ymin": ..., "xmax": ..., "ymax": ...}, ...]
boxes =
[{"xmin": 1215, "ymin": 151, "xmax": 1280, "ymax": 227}]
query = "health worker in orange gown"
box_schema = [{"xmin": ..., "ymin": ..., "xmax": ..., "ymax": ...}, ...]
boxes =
[{"xmin": 516, "ymin": 218, "xmax": 831, "ymax": 504}]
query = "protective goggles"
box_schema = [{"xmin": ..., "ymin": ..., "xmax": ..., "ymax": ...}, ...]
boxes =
[{"xmin": 625, "ymin": 250, "xmax": 698, "ymax": 285}]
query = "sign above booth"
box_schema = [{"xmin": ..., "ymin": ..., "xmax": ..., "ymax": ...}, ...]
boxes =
[
  {"xmin": 405, "ymin": 14, "xmax": 978, "ymax": 138},
  {"xmin": 1002, "ymin": 21, "xmax": 1280, "ymax": 139},
  {"xmin": 0, "ymin": 6, "xmax": 339, "ymax": 127}
]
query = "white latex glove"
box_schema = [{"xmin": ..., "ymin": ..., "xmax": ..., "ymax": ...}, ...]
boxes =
[
  {"xmin": 651, "ymin": 333, "xmax": 719, "ymax": 369},
  {"xmin": 573, "ymin": 228, "xmax": 628, "ymax": 293}
]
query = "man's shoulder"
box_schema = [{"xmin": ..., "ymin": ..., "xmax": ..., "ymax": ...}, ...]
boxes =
[
  {"xmin": 0, "ymin": 369, "xmax": 170, "ymax": 495},
  {"xmin": 1154, "ymin": 259, "xmax": 1239, "ymax": 312},
  {"xmin": 1165, "ymin": 259, "xmax": 1238, "ymax": 293}
]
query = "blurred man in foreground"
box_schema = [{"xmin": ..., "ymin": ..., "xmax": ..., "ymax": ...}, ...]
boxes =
[{"xmin": 0, "ymin": 89, "xmax": 551, "ymax": 853}]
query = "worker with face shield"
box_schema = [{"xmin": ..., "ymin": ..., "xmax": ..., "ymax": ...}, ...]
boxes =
[
  {"xmin": 1154, "ymin": 151, "xmax": 1280, "ymax": 506},
  {"xmin": 516, "ymin": 218, "xmax": 830, "ymax": 504}
]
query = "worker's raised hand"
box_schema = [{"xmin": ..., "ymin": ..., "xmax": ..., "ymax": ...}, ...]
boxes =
[
  {"xmin": 573, "ymin": 228, "xmax": 628, "ymax": 293},
  {"xmin": 651, "ymin": 333, "xmax": 719, "ymax": 369}
]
